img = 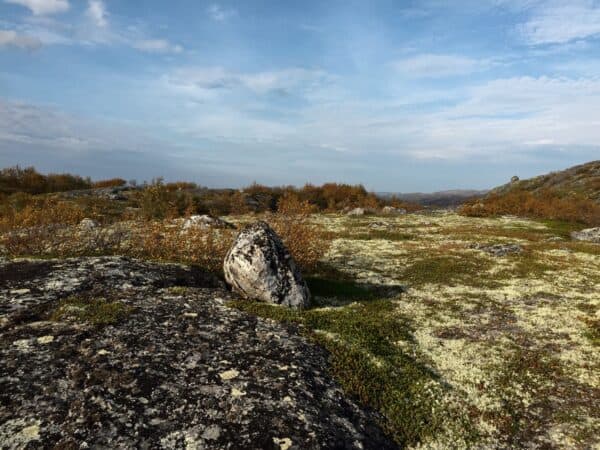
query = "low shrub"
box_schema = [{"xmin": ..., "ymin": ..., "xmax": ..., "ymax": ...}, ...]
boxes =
[
  {"xmin": 459, "ymin": 189, "xmax": 600, "ymax": 226},
  {"xmin": 92, "ymin": 178, "xmax": 127, "ymax": 188}
]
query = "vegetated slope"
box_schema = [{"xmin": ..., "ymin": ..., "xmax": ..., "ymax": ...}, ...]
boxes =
[
  {"xmin": 490, "ymin": 160, "xmax": 600, "ymax": 203},
  {"xmin": 379, "ymin": 190, "xmax": 488, "ymax": 208},
  {"xmin": 460, "ymin": 160, "xmax": 600, "ymax": 225}
]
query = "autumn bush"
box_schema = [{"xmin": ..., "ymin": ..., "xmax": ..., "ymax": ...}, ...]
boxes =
[
  {"xmin": 268, "ymin": 192, "xmax": 331, "ymax": 272},
  {"xmin": 134, "ymin": 179, "xmax": 196, "ymax": 220},
  {"xmin": 92, "ymin": 178, "xmax": 127, "ymax": 188},
  {"xmin": 0, "ymin": 166, "xmax": 91, "ymax": 195},
  {"xmin": 459, "ymin": 189, "xmax": 600, "ymax": 226}
]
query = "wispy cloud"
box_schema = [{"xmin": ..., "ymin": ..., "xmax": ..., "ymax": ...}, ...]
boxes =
[
  {"xmin": 133, "ymin": 39, "xmax": 183, "ymax": 54},
  {"xmin": 0, "ymin": 29, "xmax": 42, "ymax": 49},
  {"xmin": 86, "ymin": 0, "xmax": 107, "ymax": 28},
  {"xmin": 207, "ymin": 4, "xmax": 236, "ymax": 22},
  {"xmin": 517, "ymin": 1, "xmax": 600, "ymax": 45},
  {"xmin": 392, "ymin": 53, "xmax": 495, "ymax": 78},
  {"xmin": 4, "ymin": 0, "xmax": 69, "ymax": 15}
]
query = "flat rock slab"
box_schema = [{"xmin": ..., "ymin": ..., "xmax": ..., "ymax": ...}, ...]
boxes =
[{"xmin": 0, "ymin": 257, "xmax": 396, "ymax": 449}]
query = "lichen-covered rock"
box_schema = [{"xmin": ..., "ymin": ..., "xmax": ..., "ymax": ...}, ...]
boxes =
[
  {"xmin": 223, "ymin": 222, "xmax": 310, "ymax": 309},
  {"xmin": 347, "ymin": 207, "xmax": 366, "ymax": 216},
  {"xmin": 469, "ymin": 242, "xmax": 522, "ymax": 256},
  {"xmin": 182, "ymin": 214, "xmax": 234, "ymax": 230},
  {"xmin": 571, "ymin": 227, "xmax": 600, "ymax": 243},
  {"xmin": 0, "ymin": 257, "xmax": 395, "ymax": 449},
  {"xmin": 382, "ymin": 206, "xmax": 407, "ymax": 215},
  {"xmin": 78, "ymin": 218, "xmax": 99, "ymax": 231}
]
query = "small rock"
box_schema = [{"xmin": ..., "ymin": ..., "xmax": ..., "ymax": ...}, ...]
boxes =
[
  {"xmin": 182, "ymin": 215, "xmax": 234, "ymax": 230},
  {"xmin": 78, "ymin": 218, "xmax": 99, "ymax": 231},
  {"xmin": 347, "ymin": 207, "xmax": 366, "ymax": 216},
  {"xmin": 382, "ymin": 206, "xmax": 407, "ymax": 215},
  {"xmin": 571, "ymin": 227, "xmax": 600, "ymax": 243},
  {"xmin": 223, "ymin": 221, "xmax": 310, "ymax": 309},
  {"xmin": 470, "ymin": 243, "xmax": 522, "ymax": 256},
  {"xmin": 273, "ymin": 437, "xmax": 293, "ymax": 450}
]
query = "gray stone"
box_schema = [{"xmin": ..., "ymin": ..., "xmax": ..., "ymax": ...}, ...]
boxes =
[
  {"xmin": 470, "ymin": 242, "xmax": 522, "ymax": 256},
  {"xmin": 223, "ymin": 221, "xmax": 310, "ymax": 308},
  {"xmin": 347, "ymin": 207, "xmax": 366, "ymax": 216},
  {"xmin": 571, "ymin": 227, "xmax": 600, "ymax": 243},
  {"xmin": 382, "ymin": 206, "xmax": 407, "ymax": 215},
  {"xmin": 78, "ymin": 218, "xmax": 99, "ymax": 231},
  {"xmin": 181, "ymin": 215, "xmax": 234, "ymax": 230}
]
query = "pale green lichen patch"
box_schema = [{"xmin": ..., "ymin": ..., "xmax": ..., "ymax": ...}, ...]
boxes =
[{"xmin": 295, "ymin": 212, "xmax": 600, "ymax": 449}]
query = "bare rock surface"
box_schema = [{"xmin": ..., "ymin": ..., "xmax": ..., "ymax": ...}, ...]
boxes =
[
  {"xmin": 224, "ymin": 222, "xmax": 311, "ymax": 309},
  {"xmin": 571, "ymin": 227, "xmax": 600, "ymax": 243},
  {"xmin": 0, "ymin": 256, "xmax": 395, "ymax": 449},
  {"xmin": 469, "ymin": 242, "xmax": 523, "ymax": 256}
]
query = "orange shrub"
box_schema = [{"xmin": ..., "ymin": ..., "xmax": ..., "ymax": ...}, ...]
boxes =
[
  {"xmin": 92, "ymin": 178, "xmax": 127, "ymax": 188},
  {"xmin": 269, "ymin": 192, "xmax": 331, "ymax": 272},
  {"xmin": 459, "ymin": 189, "xmax": 600, "ymax": 226}
]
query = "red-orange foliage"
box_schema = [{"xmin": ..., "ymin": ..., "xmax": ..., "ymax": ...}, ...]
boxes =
[
  {"xmin": 459, "ymin": 189, "xmax": 600, "ymax": 226},
  {"xmin": 92, "ymin": 178, "xmax": 127, "ymax": 188}
]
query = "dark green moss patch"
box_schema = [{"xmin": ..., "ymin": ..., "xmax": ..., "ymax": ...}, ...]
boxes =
[
  {"xmin": 51, "ymin": 296, "xmax": 133, "ymax": 326},
  {"xmin": 230, "ymin": 298, "xmax": 473, "ymax": 447}
]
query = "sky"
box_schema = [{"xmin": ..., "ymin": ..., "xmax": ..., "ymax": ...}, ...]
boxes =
[{"xmin": 0, "ymin": 0, "xmax": 599, "ymax": 192}]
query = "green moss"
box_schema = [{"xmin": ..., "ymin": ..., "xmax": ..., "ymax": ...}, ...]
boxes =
[
  {"xmin": 306, "ymin": 277, "xmax": 379, "ymax": 301},
  {"xmin": 539, "ymin": 219, "xmax": 585, "ymax": 238},
  {"xmin": 230, "ymin": 298, "xmax": 473, "ymax": 447},
  {"xmin": 401, "ymin": 255, "xmax": 492, "ymax": 287},
  {"xmin": 51, "ymin": 296, "xmax": 132, "ymax": 326}
]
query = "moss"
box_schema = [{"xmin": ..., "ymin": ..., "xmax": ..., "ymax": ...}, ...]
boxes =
[
  {"xmin": 539, "ymin": 219, "xmax": 585, "ymax": 238},
  {"xmin": 51, "ymin": 296, "xmax": 132, "ymax": 326},
  {"xmin": 401, "ymin": 255, "xmax": 492, "ymax": 287},
  {"xmin": 230, "ymin": 298, "xmax": 474, "ymax": 447}
]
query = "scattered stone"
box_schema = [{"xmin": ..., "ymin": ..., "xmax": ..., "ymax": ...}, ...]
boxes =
[
  {"xmin": 469, "ymin": 242, "xmax": 522, "ymax": 256},
  {"xmin": 181, "ymin": 214, "xmax": 235, "ymax": 230},
  {"xmin": 78, "ymin": 218, "xmax": 99, "ymax": 231},
  {"xmin": 347, "ymin": 207, "xmax": 366, "ymax": 216},
  {"xmin": 382, "ymin": 206, "xmax": 407, "ymax": 215},
  {"xmin": 223, "ymin": 221, "xmax": 311, "ymax": 309},
  {"xmin": 571, "ymin": 227, "xmax": 600, "ymax": 243},
  {"xmin": 0, "ymin": 256, "xmax": 395, "ymax": 449}
]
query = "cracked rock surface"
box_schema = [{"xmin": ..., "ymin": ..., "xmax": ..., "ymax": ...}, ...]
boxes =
[{"xmin": 0, "ymin": 256, "xmax": 396, "ymax": 449}]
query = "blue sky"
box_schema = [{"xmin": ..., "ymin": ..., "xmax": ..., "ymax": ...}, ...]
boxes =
[{"xmin": 0, "ymin": 0, "xmax": 599, "ymax": 191}]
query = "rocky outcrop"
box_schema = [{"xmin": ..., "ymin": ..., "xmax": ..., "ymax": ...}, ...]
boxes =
[
  {"xmin": 0, "ymin": 256, "xmax": 396, "ymax": 449},
  {"xmin": 571, "ymin": 227, "xmax": 600, "ymax": 243},
  {"xmin": 347, "ymin": 207, "xmax": 366, "ymax": 216},
  {"xmin": 223, "ymin": 222, "xmax": 310, "ymax": 309},
  {"xmin": 181, "ymin": 215, "xmax": 235, "ymax": 230},
  {"xmin": 469, "ymin": 243, "xmax": 522, "ymax": 256}
]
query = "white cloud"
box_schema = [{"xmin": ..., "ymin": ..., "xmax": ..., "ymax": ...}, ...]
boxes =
[
  {"xmin": 207, "ymin": 4, "xmax": 236, "ymax": 22},
  {"xmin": 133, "ymin": 39, "xmax": 183, "ymax": 54},
  {"xmin": 392, "ymin": 54, "xmax": 493, "ymax": 78},
  {"xmin": 86, "ymin": 0, "xmax": 107, "ymax": 28},
  {"xmin": 518, "ymin": 1, "xmax": 600, "ymax": 44},
  {"xmin": 166, "ymin": 67, "xmax": 333, "ymax": 98},
  {"xmin": 4, "ymin": 0, "xmax": 69, "ymax": 15},
  {"xmin": 0, "ymin": 29, "xmax": 42, "ymax": 49}
]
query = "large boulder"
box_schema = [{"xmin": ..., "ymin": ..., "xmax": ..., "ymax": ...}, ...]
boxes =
[
  {"xmin": 382, "ymin": 206, "xmax": 407, "ymax": 215},
  {"xmin": 223, "ymin": 221, "xmax": 310, "ymax": 308},
  {"xmin": 571, "ymin": 227, "xmax": 600, "ymax": 243}
]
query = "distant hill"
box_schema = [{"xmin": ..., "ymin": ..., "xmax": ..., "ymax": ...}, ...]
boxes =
[
  {"xmin": 378, "ymin": 190, "xmax": 488, "ymax": 208},
  {"xmin": 489, "ymin": 160, "xmax": 600, "ymax": 204}
]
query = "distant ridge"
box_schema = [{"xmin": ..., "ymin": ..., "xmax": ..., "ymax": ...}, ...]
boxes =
[{"xmin": 378, "ymin": 189, "xmax": 488, "ymax": 208}]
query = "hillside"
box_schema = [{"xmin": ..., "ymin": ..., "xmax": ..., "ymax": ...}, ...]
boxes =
[
  {"xmin": 379, "ymin": 190, "xmax": 488, "ymax": 208},
  {"xmin": 489, "ymin": 160, "xmax": 600, "ymax": 203}
]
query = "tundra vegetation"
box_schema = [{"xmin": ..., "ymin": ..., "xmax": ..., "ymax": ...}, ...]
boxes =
[{"xmin": 0, "ymin": 166, "xmax": 598, "ymax": 449}]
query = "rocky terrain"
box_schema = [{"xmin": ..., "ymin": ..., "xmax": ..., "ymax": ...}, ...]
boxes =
[{"xmin": 0, "ymin": 257, "xmax": 395, "ymax": 449}]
